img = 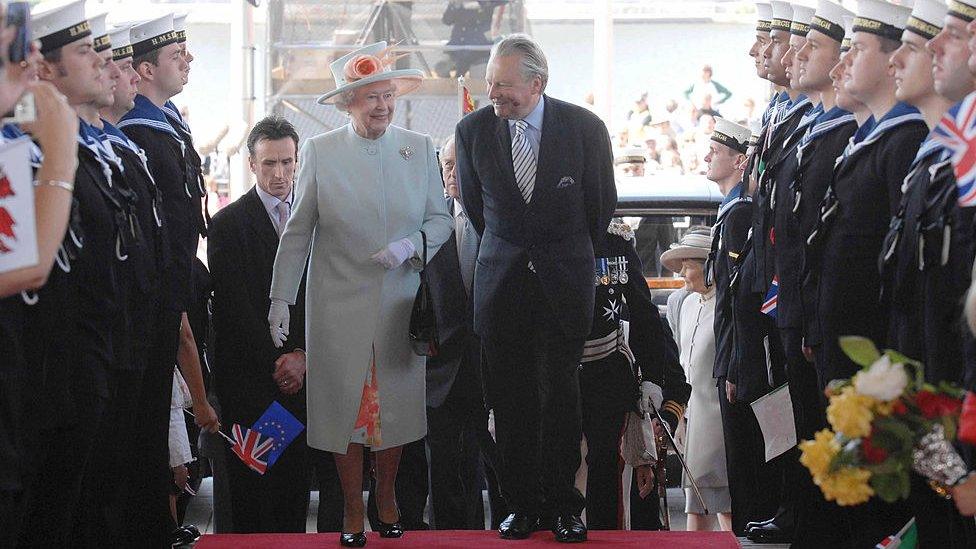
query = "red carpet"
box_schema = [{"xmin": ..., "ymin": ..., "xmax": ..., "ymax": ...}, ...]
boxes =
[{"xmin": 195, "ymin": 530, "xmax": 740, "ymax": 548}]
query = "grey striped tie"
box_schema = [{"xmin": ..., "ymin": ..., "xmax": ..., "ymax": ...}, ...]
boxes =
[{"xmin": 512, "ymin": 119, "xmax": 536, "ymax": 203}]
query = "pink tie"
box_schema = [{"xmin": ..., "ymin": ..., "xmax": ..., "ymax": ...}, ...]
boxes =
[{"xmin": 276, "ymin": 202, "xmax": 290, "ymax": 235}]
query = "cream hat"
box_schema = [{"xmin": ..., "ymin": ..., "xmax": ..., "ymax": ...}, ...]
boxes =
[
  {"xmin": 317, "ymin": 41, "xmax": 423, "ymax": 105},
  {"xmin": 661, "ymin": 228, "xmax": 713, "ymax": 273}
]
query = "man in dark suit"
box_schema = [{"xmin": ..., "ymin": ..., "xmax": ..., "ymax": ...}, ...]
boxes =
[
  {"xmin": 455, "ymin": 34, "xmax": 617, "ymax": 543},
  {"xmin": 425, "ymin": 136, "xmax": 505, "ymax": 530},
  {"xmin": 208, "ymin": 116, "xmax": 340, "ymax": 532}
]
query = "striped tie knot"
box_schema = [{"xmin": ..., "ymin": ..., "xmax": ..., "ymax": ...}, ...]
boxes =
[{"xmin": 511, "ymin": 119, "xmax": 536, "ymax": 204}]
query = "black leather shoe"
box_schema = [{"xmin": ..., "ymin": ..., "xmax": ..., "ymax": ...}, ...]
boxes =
[
  {"xmin": 745, "ymin": 516, "xmax": 776, "ymax": 531},
  {"xmin": 340, "ymin": 532, "xmax": 367, "ymax": 547},
  {"xmin": 376, "ymin": 519, "xmax": 404, "ymax": 538},
  {"xmin": 552, "ymin": 515, "xmax": 587, "ymax": 543},
  {"xmin": 498, "ymin": 513, "xmax": 539, "ymax": 539},
  {"xmin": 747, "ymin": 522, "xmax": 794, "ymax": 543}
]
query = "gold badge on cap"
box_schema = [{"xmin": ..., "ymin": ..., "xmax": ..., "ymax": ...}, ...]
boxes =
[{"xmin": 399, "ymin": 146, "xmax": 413, "ymax": 160}]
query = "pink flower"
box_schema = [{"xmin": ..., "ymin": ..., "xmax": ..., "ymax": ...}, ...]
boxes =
[{"xmin": 344, "ymin": 54, "xmax": 382, "ymax": 82}]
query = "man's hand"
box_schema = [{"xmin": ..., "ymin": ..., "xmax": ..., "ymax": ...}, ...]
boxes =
[
  {"xmin": 803, "ymin": 345, "xmax": 815, "ymax": 363},
  {"xmin": 268, "ymin": 299, "xmax": 290, "ymax": 348},
  {"xmin": 371, "ymin": 237, "xmax": 415, "ymax": 270},
  {"xmin": 274, "ymin": 350, "xmax": 306, "ymax": 395},
  {"xmin": 173, "ymin": 464, "xmax": 189, "ymax": 491},
  {"xmin": 635, "ymin": 465, "xmax": 655, "ymax": 499},
  {"xmin": 725, "ymin": 380, "xmax": 737, "ymax": 404},
  {"xmin": 953, "ymin": 474, "xmax": 976, "ymax": 516},
  {"xmin": 192, "ymin": 400, "xmax": 220, "ymax": 433},
  {"xmin": 24, "ymin": 81, "xmax": 78, "ymax": 178}
]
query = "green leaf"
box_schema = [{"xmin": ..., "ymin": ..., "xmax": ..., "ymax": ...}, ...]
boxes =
[
  {"xmin": 870, "ymin": 470, "xmax": 910, "ymax": 503},
  {"xmin": 840, "ymin": 336, "xmax": 882, "ymax": 367}
]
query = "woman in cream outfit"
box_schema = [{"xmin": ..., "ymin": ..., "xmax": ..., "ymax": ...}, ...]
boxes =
[
  {"xmin": 267, "ymin": 42, "xmax": 452, "ymax": 545},
  {"xmin": 661, "ymin": 228, "xmax": 732, "ymax": 531}
]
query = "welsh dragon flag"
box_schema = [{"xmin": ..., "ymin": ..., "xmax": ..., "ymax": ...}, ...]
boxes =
[{"xmin": 875, "ymin": 518, "xmax": 917, "ymax": 549}]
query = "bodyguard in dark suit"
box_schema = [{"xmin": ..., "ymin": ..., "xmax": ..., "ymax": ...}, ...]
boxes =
[
  {"xmin": 425, "ymin": 136, "xmax": 505, "ymax": 530},
  {"xmin": 455, "ymin": 34, "xmax": 616, "ymax": 542},
  {"xmin": 209, "ymin": 116, "xmax": 319, "ymax": 533}
]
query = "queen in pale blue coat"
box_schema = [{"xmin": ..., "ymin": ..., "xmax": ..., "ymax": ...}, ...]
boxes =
[{"xmin": 267, "ymin": 42, "xmax": 452, "ymax": 542}]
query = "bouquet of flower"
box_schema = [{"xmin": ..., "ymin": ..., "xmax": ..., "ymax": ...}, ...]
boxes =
[{"xmin": 799, "ymin": 337, "xmax": 968, "ymax": 506}]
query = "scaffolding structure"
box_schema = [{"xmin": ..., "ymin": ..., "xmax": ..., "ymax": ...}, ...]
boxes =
[{"xmin": 266, "ymin": 0, "xmax": 527, "ymax": 144}]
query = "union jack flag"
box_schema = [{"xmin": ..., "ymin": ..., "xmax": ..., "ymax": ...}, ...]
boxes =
[
  {"xmin": 932, "ymin": 93, "xmax": 976, "ymax": 207},
  {"xmin": 761, "ymin": 276, "xmax": 779, "ymax": 319},
  {"xmin": 231, "ymin": 423, "xmax": 275, "ymax": 475}
]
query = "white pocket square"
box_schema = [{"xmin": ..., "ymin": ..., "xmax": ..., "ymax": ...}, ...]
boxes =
[{"xmin": 557, "ymin": 176, "xmax": 575, "ymax": 189}]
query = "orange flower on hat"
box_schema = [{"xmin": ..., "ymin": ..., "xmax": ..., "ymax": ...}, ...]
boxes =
[{"xmin": 344, "ymin": 54, "xmax": 382, "ymax": 81}]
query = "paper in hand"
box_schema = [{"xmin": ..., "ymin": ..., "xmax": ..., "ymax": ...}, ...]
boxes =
[
  {"xmin": 750, "ymin": 383, "xmax": 797, "ymax": 462},
  {"xmin": 0, "ymin": 137, "xmax": 37, "ymax": 274}
]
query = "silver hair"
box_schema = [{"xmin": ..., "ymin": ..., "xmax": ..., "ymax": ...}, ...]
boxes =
[
  {"xmin": 489, "ymin": 34, "xmax": 549, "ymax": 90},
  {"xmin": 333, "ymin": 89, "xmax": 357, "ymax": 113}
]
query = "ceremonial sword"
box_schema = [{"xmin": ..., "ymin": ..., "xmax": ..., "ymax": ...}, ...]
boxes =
[{"xmin": 648, "ymin": 400, "xmax": 710, "ymax": 515}]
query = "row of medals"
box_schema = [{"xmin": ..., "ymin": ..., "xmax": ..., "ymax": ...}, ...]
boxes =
[{"xmin": 595, "ymin": 256, "xmax": 629, "ymax": 286}]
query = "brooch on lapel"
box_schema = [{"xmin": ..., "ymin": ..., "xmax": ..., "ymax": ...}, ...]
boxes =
[
  {"xmin": 399, "ymin": 146, "xmax": 413, "ymax": 160},
  {"xmin": 557, "ymin": 176, "xmax": 575, "ymax": 189}
]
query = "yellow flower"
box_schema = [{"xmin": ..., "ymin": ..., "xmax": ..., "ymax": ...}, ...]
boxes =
[
  {"xmin": 873, "ymin": 400, "xmax": 894, "ymax": 416},
  {"xmin": 799, "ymin": 429, "xmax": 840, "ymax": 479},
  {"xmin": 815, "ymin": 467, "xmax": 874, "ymax": 506},
  {"xmin": 827, "ymin": 386, "xmax": 876, "ymax": 439}
]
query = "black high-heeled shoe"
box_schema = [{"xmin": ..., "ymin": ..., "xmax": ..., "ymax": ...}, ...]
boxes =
[
  {"xmin": 340, "ymin": 532, "xmax": 367, "ymax": 547},
  {"xmin": 376, "ymin": 519, "xmax": 404, "ymax": 539}
]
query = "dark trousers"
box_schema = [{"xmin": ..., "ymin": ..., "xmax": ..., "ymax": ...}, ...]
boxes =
[
  {"xmin": 16, "ymin": 390, "xmax": 106, "ymax": 548},
  {"xmin": 308, "ymin": 448, "xmax": 347, "ymax": 532},
  {"xmin": 427, "ymin": 372, "xmax": 505, "ymax": 529},
  {"xmin": 119, "ymin": 310, "xmax": 181, "ymax": 548},
  {"xmin": 483, "ymin": 272, "xmax": 586, "ymax": 517},
  {"xmin": 716, "ymin": 379, "xmax": 779, "ymax": 536},
  {"xmin": 224, "ymin": 435, "xmax": 310, "ymax": 533},
  {"xmin": 366, "ymin": 438, "xmax": 429, "ymax": 530},
  {"xmin": 581, "ymin": 410, "xmax": 662, "ymax": 531}
]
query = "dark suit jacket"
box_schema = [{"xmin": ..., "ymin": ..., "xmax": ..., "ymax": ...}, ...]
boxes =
[
  {"xmin": 208, "ymin": 187, "xmax": 307, "ymax": 425},
  {"xmin": 425, "ymin": 221, "xmax": 483, "ymax": 409},
  {"xmin": 455, "ymin": 96, "xmax": 617, "ymax": 338}
]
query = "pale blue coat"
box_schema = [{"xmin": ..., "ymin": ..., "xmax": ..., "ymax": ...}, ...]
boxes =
[{"xmin": 270, "ymin": 123, "xmax": 452, "ymax": 453}]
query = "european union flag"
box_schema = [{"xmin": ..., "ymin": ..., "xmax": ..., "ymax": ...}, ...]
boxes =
[{"xmin": 251, "ymin": 401, "xmax": 305, "ymax": 469}]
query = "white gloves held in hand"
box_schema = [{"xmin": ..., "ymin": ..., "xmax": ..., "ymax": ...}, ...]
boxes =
[
  {"xmin": 268, "ymin": 298, "xmax": 290, "ymax": 349},
  {"xmin": 640, "ymin": 381, "xmax": 664, "ymax": 416},
  {"xmin": 371, "ymin": 237, "xmax": 416, "ymax": 270}
]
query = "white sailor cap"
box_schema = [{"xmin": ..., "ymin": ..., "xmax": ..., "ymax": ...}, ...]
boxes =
[
  {"xmin": 130, "ymin": 13, "xmax": 178, "ymax": 58},
  {"xmin": 31, "ymin": 0, "xmax": 90, "ymax": 54},
  {"xmin": 906, "ymin": 0, "xmax": 948, "ymax": 39},
  {"xmin": 109, "ymin": 25, "xmax": 134, "ymax": 61},
  {"xmin": 812, "ymin": 0, "xmax": 853, "ymax": 43},
  {"xmin": 712, "ymin": 117, "xmax": 752, "ymax": 154},
  {"xmin": 854, "ymin": 0, "xmax": 913, "ymax": 41},
  {"xmin": 791, "ymin": 4, "xmax": 817, "ymax": 36},
  {"xmin": 947, "ymin": 0, "xmax": 976, "ymax": 22},
  {"xmin": 614, "ymin": 146, "xmax": 647, "ymax": 165},
  {"xmin": 842, "ymin": 15, "xmax": 855, "ymax": 51},
  {"xmin": 173, "ymin": 13, "xmax": 188, "ymax": 43},
  {"xmin": 757, "ymin": 3, "xmax": 774, "ymax": 32},
  {"xmin": 89, "ymin": 12, "xmax": 110, "ymax": 53},
  {"xmin": 770, "ymin": 1, "xmax": 795, "ymax": 32}
]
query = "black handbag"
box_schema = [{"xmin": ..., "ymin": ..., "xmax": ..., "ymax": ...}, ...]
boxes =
[{"xmin": 409, "ymin": 230, "xmax": 439, "ymax": 356}]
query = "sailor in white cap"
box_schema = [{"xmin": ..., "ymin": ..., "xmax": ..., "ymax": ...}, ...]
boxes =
[
  {"xmin": 929, "ymin": 0, "xmax": 976, "ymax": 101},
  {"xmin": 886, "ymin": 4, "xmax": 976, "ymax": 544},
  {"xmin": 752, "ymin": 3, "xmax": 774, "ymax": 81},
  {"xmin": 807, "ymin": 1, "xmax": 928, "ymax": 544},
  {"xmin": 116, "ymin": 13, "xmax": 218, "ymax": 548},
  {"xmin": 19, "ymin": 0, "xmax": 134, "ymax": 545},
  {"xmin": 165, "ymin": 13, "xmax": 192, "ymax": 127},
  {"xmin": 783, "ymin": 3, "xmax": 815, "ymax": 95}
]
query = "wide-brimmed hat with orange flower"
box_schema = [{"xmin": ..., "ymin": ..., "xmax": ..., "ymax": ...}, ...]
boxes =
[{"xmin": 316, "ymin": 41, "xmax": 424, "ymax": 105}]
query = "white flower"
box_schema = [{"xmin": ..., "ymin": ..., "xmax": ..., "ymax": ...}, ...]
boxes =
[{"xmin": 853, "ymin": 355, "xmax": 909, "ymax": 402}]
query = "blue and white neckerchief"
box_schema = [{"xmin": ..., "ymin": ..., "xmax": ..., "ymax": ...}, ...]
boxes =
[
  {"xmin": 796, "ymin": 106, "xmax": 856, "ymax": 166},
  {"xmin": 119, "ymin": 94, "xmax": 194, "ymax": 197},
  {"xmin": 162, "ymin": 100, "xmax": 190, "ymax": 134},
  {"xmin": 773, "ymin": 94, "xmax": 812, "ymax": 131},
  {"xmin": 716, "ymin": 182, "xmax": 753, "ymax": 223},
  {"xmin": 2, "ymin": 124, "xmax": 42, "ymax": 169},
  {"xmin": 77, "ymin": 119, "xmax": 115, "ymax": 188},
  {"xmin": 838, "ymin": 102, "xmax": 923, "ymax": 165},
  {"xmin": 900, "ymin": 135, "xmax": 952, "ymax": 194},
  {"xmin": 90, "ymin": 123, "xmax": 125, "ymax": 175},
  {"xmin": 103, "ymin": 119, "xmax": 163, "ymax": 228},
  {"xmin": 761, "ymin": 93, "xmax": 784, "ymax": 126}
]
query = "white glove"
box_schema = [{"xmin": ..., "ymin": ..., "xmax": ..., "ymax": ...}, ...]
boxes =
[
  {"xmin": 371, "ymin": 237, "xmax": 416, "ymax": 270},
  {"xmin": 268, "ymin": 298, "xmax": 290, "ymax": 349},
  {"xmin": 640, "ymin": 381, "xmax": 664, "ymax": 416}
]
